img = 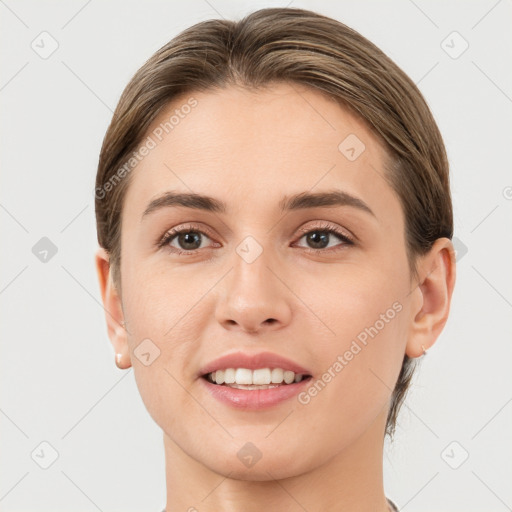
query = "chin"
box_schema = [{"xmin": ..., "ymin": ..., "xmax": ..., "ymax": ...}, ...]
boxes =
[
  {"xmin": 211, "ymin": 461, "xmax": 303, "ymax": 482},
  {"xmin": 202, "ymin": 445, "xmax": 312, "ymax": 482}
]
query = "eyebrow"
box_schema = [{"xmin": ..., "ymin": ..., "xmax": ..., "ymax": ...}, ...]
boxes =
[{"xmin": 141, "ymin": 189, "xmax": 375, "ymax": 219}]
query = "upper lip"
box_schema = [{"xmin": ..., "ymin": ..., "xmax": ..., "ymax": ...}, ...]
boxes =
[{"xmin": 198, "ymin": 351, "xmax": 312, "ymax": 378}]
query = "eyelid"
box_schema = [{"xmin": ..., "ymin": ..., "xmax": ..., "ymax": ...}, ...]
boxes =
[
  {"xmin": 157, "ymin": 222, "xmax": 216, "ymax": 249},
  {"xmin": 157, "ymin": 220, "xmax": 356, "ymax": 253},
  {"xmin": 295, "ymin": 220, "xmax": 356, "ymax": 243}
]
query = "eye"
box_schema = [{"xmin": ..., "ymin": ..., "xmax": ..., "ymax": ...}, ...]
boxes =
[
  {"xmin": 158, "ymin": 223, "xmax": 218, "ymax": 254},
  {"xmin": 294, "ymin": 222, "xmax": 355, "ymax": 252},
  {"xmin": 157, "ymin": 221, "xmax": 354, "ymax": 256}
]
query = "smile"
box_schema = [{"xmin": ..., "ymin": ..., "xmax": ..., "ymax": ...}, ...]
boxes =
[{"xmin": 204, "ymin": 367, "xmax": 311, "ymax": 388}]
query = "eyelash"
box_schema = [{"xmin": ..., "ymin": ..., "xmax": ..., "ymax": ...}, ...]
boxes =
[{"xmin": 157, "ymin": 221, "xmax": 355, "ymax": 256}]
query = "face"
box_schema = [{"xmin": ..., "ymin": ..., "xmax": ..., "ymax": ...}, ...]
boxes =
[{"xmin": 113, "ymin": 83, "xmax": 417, "ymax": 479}]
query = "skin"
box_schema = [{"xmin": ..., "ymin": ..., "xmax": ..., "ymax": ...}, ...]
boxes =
[{"xmin": 95, "ymin": 82, "xmax": 456, "ymax": 512}]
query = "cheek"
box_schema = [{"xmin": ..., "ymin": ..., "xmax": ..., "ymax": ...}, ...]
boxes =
[
  {"xmin": 121, "ymin": 253, "xmax": 210, "ymax": 337},
  {"xmin": 295, "ymin": 262, "xmax": 409, "ymax": 415},
  {"xmin": 297, "ymin": 260, "xmax": 408, "ymax": 347},
  {"xmin": 119, "ymin": 257, "xmax": 223, "ymax": 418}
]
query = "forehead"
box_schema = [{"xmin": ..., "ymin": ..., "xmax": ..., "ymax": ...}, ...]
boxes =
[{"xmin": 123, "ymin": 82, "xmax": 399, "ymax": 223}]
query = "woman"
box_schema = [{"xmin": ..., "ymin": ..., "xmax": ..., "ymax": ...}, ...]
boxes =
[{"xmin": 94, "ymin": 7, "xmax": 456, "ymax": 511}]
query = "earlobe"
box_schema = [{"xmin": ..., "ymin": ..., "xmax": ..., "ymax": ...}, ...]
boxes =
[
  {"xmin": 94, "ymin": 247, "xmax": 132, "ymax": 369},
  {"xmin": 114, "ymin": 324, "xmax": 132, "ymax": 369},
  {"xmin": 405, "ymin": 238, "xmax": 456, "ymax": 358}
]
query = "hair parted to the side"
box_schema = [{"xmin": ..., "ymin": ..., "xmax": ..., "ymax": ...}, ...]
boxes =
[{"xmin": 95, "ymin": 7, "xmax": 453, "ymax": 438}]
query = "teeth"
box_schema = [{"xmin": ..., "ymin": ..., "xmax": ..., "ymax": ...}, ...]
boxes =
[
  {"xmin": 253, "ymin": 368, "xmax": 271, "ymax": 385},
  {"xmin": 206, "ymin": 368, "xmax": 308, "ymax": 386},
  {"xmin": 235, "ymin": 368, "xmax": 253, "ymax": 385},
  {"xmin": 271, "ymin": 368, "xmax": 283, "ymax": 383},
  {"xmin": 223, "ymin": 383, "xmax": 282, "ymax": 390},
  {"xmin": 224, "ymin": 368, "xmax": 235, "ymax": 384},
  {"xmin": 283, "ymin": 371, "xmax": 295, "ymax": 384}
]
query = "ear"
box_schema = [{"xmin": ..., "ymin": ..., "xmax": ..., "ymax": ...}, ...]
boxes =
[
  {"xmin": 406, "ymin": 238, "xmax": 457, "ymax": 358},
  {"xmin": 95, "ymin": 247, "xmax": 131, "ymax": 369}
]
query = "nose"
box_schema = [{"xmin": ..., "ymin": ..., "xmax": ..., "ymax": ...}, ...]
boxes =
[{"xmin": 214, "ymin": 245, "xmax": 293, "ymax": 334}]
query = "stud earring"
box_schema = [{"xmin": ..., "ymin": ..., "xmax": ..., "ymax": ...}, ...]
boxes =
[{"xmin": 421, "ymin": 344, "xmax": 427, "ymax": 356}]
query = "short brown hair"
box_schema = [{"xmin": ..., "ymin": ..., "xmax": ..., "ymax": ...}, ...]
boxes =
[{"xmin": 95, "ymin": 7, "xmax": 453, "ymax": 437}]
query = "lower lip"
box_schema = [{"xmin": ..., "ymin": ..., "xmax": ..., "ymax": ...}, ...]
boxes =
[{"xmin": 200, "ymin": 376, "xmax": 312, "ymax": 410}]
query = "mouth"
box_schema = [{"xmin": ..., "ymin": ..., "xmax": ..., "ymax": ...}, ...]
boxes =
[
  {"xmin": 197, "ymin": 351, "xmax": 313, "ymax": 408},
  {"xmin": 201, "ymin": 367, "xmax": 313, "ymax": 390}
]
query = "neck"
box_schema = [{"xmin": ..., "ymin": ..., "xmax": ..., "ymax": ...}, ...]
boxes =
[{"xmin": 163, "ymin": 407, "xmax": 390, "ymax": 512}]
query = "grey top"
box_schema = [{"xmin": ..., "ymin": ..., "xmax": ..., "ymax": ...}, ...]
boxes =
[
  {"xmin": 387, "ymin": 497, "xmax": 400, "ymax": 511},
  {"xmin": 161, "ymin": 498, "xmax": 399, "ymax": 511}
]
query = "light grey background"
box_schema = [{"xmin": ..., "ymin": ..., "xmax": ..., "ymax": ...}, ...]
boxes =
[{"xmin": 1, "ymin": 1, "xmax": 511, "ymax": 511}]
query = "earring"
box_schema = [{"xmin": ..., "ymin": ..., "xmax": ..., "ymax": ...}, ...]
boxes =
[{"xmin": 421, "ymin": 344, "xmax": 427, "ymax": 356}]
